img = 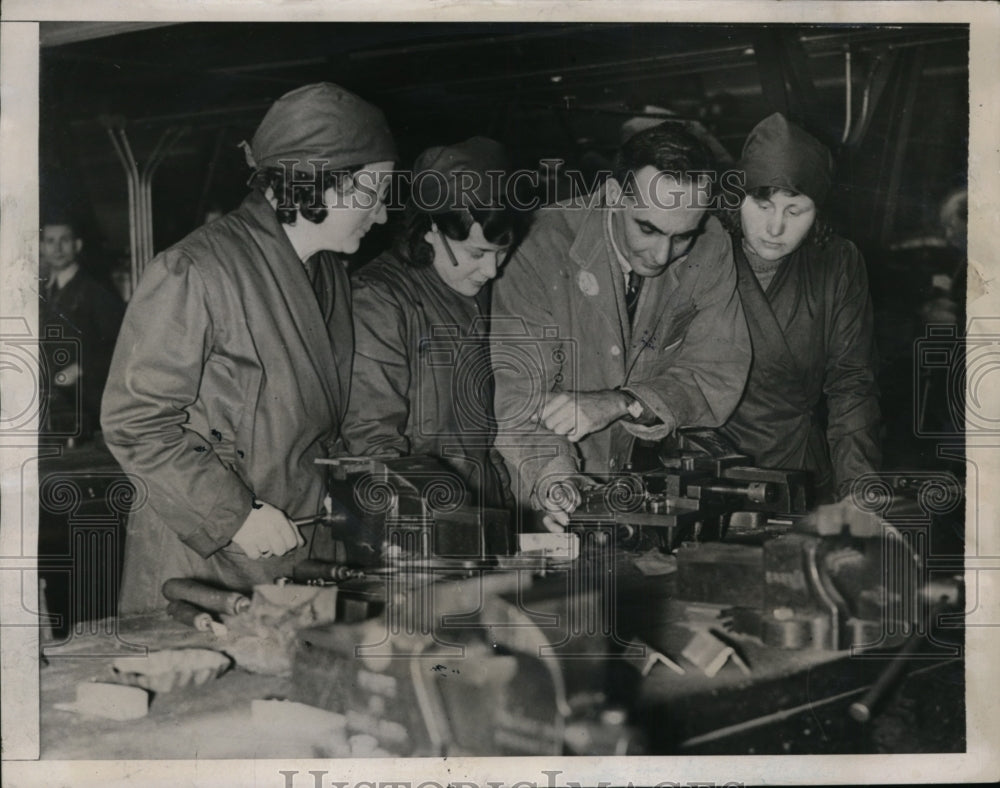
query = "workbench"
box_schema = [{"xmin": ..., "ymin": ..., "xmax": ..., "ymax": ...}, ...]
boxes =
[{"xmin": 38, "ymin": 565, "xmax": 965, "ymax": 758}]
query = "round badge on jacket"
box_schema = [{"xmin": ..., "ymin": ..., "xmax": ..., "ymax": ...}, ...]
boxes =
[{"xmin": 577, "ymin": 270, "xmax": 600, "ymax": 297}]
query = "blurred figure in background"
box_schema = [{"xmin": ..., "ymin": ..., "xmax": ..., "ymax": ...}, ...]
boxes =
[{"xmin": 39, "ymin": 214, "xmax": 125, "ymax": 441}]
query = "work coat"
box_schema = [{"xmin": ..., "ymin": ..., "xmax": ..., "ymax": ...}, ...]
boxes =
[
  {"xmin": 491, "ymin": 198, "xmax": 750, "ymax": 505},
  {"xmin": 719, "ymin": 235, "xmax": 881, "ymax": 501},
  {"xmin": 343, "ymin": 251, "xmax": 510, "ymax": 508},
  {"xmin": 101, "ymin": 191, "xmax": 353, "ymax": 613}
]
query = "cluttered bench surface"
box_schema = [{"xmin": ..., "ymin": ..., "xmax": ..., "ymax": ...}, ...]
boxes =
[
  {"xmin": 39, "ymin": 445, "xmax": 965, "ymax": 758},
  {"xmin": 39, "ymin": 558, "xmax": 963, "ymax": 759}
]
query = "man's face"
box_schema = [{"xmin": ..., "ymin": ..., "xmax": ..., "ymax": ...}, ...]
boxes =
[
  {"xmin": 41, "ymin": 224, "xmax": 81, "ymax": 272},
  {"xmin": 428, "ymin": 220, "xmax": 510, "ymax": 297},
  {"xmin": 315, "ymin": 160, "xmax": 394, "ymax": 254},
  {"xmin": 611, "ymin": 166, "xmax": 708, "ymax": 278}
]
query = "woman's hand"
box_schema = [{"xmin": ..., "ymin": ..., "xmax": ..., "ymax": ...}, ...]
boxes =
[{"xmin": 230, "ymin": 501, "xmax": 304, "ymax": 560}]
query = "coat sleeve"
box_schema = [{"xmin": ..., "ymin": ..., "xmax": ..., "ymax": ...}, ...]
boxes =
[
  {"xmin": 491, "ymin": 227, "xmax": 580, "ymax": 505},
  {"xmin": 100, "ymin": 251, "xmax": 255, "ymax": 558},
  {"xmin": 623, "ymin": 226, "xmax": 750, "ymax": 438},
  {"xmin": 824, "ymin": 244, "xmax": 882, "ymax": 497},
  {"xmin": 341, "ymin": 276, "xmax": 412, "ymax": 458}
]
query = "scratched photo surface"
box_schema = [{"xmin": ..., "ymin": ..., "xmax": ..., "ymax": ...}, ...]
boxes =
[{"xmin": 2, "ymin": 2, "xmax": 998, "ymax": 787}]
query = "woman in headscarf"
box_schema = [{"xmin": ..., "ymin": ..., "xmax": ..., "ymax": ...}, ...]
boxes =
[
  {"xmin": 342, "ymin": 138, "xmax": 523, "ymax": 508},
  {"xmin": 719, "ymin": 113, "xmax": 881, "ymax": 503},
  {"xmin": 102, "ymin": 83, "xmax": 396, "ymax": 612}
]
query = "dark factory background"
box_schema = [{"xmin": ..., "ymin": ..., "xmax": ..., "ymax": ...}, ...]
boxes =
[{"xmin": 41, "ymin": 23, "xmax": 966, "ymax": 259}]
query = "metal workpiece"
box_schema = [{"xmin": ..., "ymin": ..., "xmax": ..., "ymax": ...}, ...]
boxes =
[
  {"xmin": 161, "ymin": 577, "xmax": 251, "ymax": 616},
  {"xmin": 566, "ymin": 428, "xmax": 810, "ymax": 551}
]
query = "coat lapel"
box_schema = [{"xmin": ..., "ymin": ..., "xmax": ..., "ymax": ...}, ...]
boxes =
[
  {"xmin": 568, "ymin": 203, "xmax": 628, "ymax": 370},
  {"xmin": 733, "ymin": 240, "xmax": 811, "ymax": 409},
  {"xmin": 236, "ymin": 192, "xmax": 344, "ymax": 419}
]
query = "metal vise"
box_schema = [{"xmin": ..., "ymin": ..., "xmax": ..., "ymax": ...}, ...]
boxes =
[
  {"xmin": 317, "ymin": 455, "xmax": 514, "ymax": 564},
  {"xmin": 568, "ymin": 429, "xmax": 813, "ymax": 551}
]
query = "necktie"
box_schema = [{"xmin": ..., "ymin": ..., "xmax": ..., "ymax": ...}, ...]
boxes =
[{"xmin": 625, "ymin": 270, "xmax": 642, "ymax": 326}]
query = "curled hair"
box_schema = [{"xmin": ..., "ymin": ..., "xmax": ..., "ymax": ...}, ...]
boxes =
[
  {"xmin": 401, "ymin": 200, "xmax": 522, "ymax": 268},
  {"xmin": 613, "ymin": 122, "xmax": 716, "ymax": 197},
  {"xmin": 250, "ymin": 163, "xmax": 364, "ymax": 225},
  {"xmin": 719, "ymin": 185, "xmax": 832, "ymax": 249}
]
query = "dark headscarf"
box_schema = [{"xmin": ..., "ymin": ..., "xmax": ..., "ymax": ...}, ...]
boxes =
[
  {"xmin": 244, "ymin": 82, "xmax": 396, "ymax": 173},
  {"xmin": 411, "ymin": 137, "xmax": 509, "ymax": 213},
  {"xmin": 739, "ymin": 113, "xmax": 833, "ymax": 205}
]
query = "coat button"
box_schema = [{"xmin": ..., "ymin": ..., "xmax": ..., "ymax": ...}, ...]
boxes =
[{"xmin": 610, "ymin": 345, "xmax": 621, "ymax": 357}]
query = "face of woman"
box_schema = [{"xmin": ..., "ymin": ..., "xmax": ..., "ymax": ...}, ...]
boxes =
[
  {"xmin": 426, "ymin": 221, "xmax": 510, "ymax": 297},
  {"xmin": 739, "ymin": 189, "xmax": 816, "ymax": 262},
  {"xmin": 316, "ymin": 160, "xmax": 395, "ymax": 254}
]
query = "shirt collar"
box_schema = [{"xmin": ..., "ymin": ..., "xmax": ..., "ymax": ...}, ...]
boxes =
[{"xmin": 50, "ymin": 263, "xmax": 80, "ymax": 290}]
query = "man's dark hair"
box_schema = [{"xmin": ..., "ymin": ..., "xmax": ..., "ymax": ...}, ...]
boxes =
[
  {"xmin": 401, "ymin": 201, "xmax": 522, "ymax": 268},
  {"xmin": 612, "ymin": 123, "xmax": 716, "ymax": 192},
  {"xmin": 41, "ymin": 212, "xmax": 81, "ymax": 238},
  {"xmin": 250, "ymin": 164, "xmax": 365, "ymax": 225}
]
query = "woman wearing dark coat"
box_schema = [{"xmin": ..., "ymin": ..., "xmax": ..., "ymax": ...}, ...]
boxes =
[
  {"xmin": 342, "ymin": 138, "xmax": 523, "ymax": 508},
  {"xmin": 720, "ymin": 113, "xmax": 881, "ymax": 502},
  {"xmin": 101, "ymin": 84, "xmax": 397, "ymax": 612}
]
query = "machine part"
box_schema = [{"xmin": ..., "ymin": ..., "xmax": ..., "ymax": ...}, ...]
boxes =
[
  {"xmin": 757, "ymin": 533, "xmax": 841, "ymax": 650},
  {"xmin": 759, "ymin": 608, "xmax": 832, "ymax": 650},
  {"xmin": 690, "ymin": 480, "xmax": 776, "ymax": 505},
  {"xmin": 680, "ymin": 527, "xmax": 922, "ymax": 653},
  {"xmin": 640, "ymin": 649, "xmax": 685, "ymax": 676},
  {"xmin": 166, "ymin": 600, "xmax": 214, "ymax": 631},
  {"xmin": 319, "ymin": 455, "xmax": 513, "ymax": 562},
  {"xmin": 291, "ymin": 508, "xmax": 350, "ymax": 528},
  {"xmin": 161, "ymin": 578, "xmax": 251, "ymax": 616},
  {"xmin": 569, "ymin": 431, "xmax": 810, "ymax": 553},
  {"xmin": 680, "ymin": 629, "xmax": 737, "ymax": 678},
  {"xmin": 676, "ymin": 542, "xmax": 765, "ymax": 608},
  {"xmin": 292, "ymin": 560, "xmax": 366, "ymax": 584},
  {"xmin": 518, "ymin": 532, "xmax": 580, "ymax": 561}
]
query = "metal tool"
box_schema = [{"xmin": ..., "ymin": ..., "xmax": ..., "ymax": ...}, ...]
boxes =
[
  {"xmin": 568, "ymin": 428, "xmax": 811, "ymax": 551},
  {"xmin": 161, "ymin": 578, "xmax": 251, "ymax": 616},
  {"xmin": 291, "ymin": 560, "xmax": 366, "ymax": 584},
  {"xmin": 166, "ymin": 599, "xmax": 214, "ymax": 631}
]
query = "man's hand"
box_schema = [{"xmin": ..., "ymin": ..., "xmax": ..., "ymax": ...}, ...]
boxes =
[
  {"xmin": 54, "ymin": 362, "xmax": 81, "ymax": 387},
  {"xmin": 537, "ymin": 390, "xmax": 629, "ymax": 443},
  {"xmin": 533, "ymin": 472, "xmax": 596, "ymax": 532},
  {"xmin": 230, "ymin": 501, "xmax": 305, "ymax": 560}
]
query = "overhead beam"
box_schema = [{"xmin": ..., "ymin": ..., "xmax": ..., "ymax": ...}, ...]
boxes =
[{"xmin": 40, "ymin": 22, "xmax": 177, "ymax": 48}]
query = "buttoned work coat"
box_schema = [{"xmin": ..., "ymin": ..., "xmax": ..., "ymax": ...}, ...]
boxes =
[
  {"xmin": 101, "ymin": 191, "xmax": 353, "ymax": 613},
  {"xmin": 343, "ymin": 252, "xmax": 510, "ymax": 508},
  {"xmin": 719, "ymin": 235, "xmax": 881, "ymax": 501},
  {"xmin": 491, "ymin": 199, "xmax": 750, "ymax": 505}
]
